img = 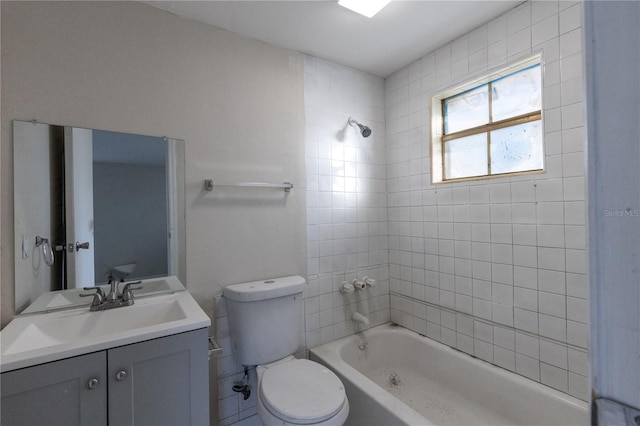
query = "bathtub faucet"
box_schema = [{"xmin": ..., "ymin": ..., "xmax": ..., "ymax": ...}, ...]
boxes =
[
  {"xmin": 352, "ymin": 311, "xmax": 369, "ymax": 327},
  {"xmin": 352, "ymin": 279, "xmax": 366, "ymax": 290}
]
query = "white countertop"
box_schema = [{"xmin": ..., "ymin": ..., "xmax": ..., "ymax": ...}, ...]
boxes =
[{"xmin": 1, "ymin": 285, "xmax": 210, "ymax": 373}]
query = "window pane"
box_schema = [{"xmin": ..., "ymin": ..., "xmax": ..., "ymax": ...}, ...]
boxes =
[
  {"xmin": 444, "ymin": 85, "xmax": 489, "ymax": 134},
  {"xmin": 445, "ymin": 133, "xmax": 488, "ymax": 179},
  {"xmin": 492, "ymin": 65, "xmax": 541, "ymax": 122},
  {"xmin": 490, "ymin": 121, "xmax": 543, "ymax": 174}
]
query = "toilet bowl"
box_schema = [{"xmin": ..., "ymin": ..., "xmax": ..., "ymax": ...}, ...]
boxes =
[{"xmin": 256, "ymin": 356, "xmax": 349, "ymax": 426}]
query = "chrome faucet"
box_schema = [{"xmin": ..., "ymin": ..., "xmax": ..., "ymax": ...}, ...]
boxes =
[
  {"xmin": 80, "ymin": 278, "xmax": 143, "ymax": 311},
  {"xmin": 105, "ymin": 277, "xmax": 122, "ymax": 304}
]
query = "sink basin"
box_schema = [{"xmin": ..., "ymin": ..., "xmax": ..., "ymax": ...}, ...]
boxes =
[
  {"xmin": 4, "ymin": 300, "xmax": 186, "ymax": 356},
  {"xmin": 1, "ymin": 289, "xmax": 210, "ymax": 372}
]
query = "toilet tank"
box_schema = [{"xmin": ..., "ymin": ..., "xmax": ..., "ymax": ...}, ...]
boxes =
[{"xmin": 223, "ymin": 276, "xmax": 305, "ymax": 366}]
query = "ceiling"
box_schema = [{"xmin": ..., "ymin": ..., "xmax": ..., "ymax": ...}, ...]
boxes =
[{"xmin": 143, "ymin": 0, "xmax": 523, "ymax": 78}]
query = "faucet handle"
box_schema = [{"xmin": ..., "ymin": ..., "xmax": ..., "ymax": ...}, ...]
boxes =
[
  {"xmin": 80, "ymin": 287, "xmax": 106, "ymax": 310},
  {"xmin": 352, "ymin": 278, "xmax": 366, "ymax": 290},
  {"xmin": 340, "ymin": 281, "xmax": 355, "ymax": 294},
  {"xmin": 362, "ymin": 276, "xmax": 376, "ymax": 288},
  {"xmin": 81, "ymin": 286, "xmax": 106, "ymax": 298},
  {"xmin": 121, "ymin": 281, "xmax": 143, "ymax": 304}
]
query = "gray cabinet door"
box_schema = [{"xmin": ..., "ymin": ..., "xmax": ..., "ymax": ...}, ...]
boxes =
[
  {"xmin": 1, "ymin": 351, "xmax": 107, "ymax": 426},
  {"xmin": 107, "ymin": 328, "xmax": 209, "ymax": 426}
]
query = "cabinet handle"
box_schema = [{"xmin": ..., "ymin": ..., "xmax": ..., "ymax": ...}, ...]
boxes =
[
  {"xmin": 87, "ymin": 378, "xmax": 99, "ymax": 390},
  {"xmin": 115, "ymin": 370, "xmax": 127, "ymax": 382}
]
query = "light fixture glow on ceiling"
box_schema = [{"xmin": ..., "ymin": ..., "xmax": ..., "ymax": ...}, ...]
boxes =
[{"xmin": 338, "ymin": 0, "xmax": 392, "ymax": 18}]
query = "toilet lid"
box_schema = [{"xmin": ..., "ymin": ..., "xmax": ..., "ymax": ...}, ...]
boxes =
[{"xmin": 260, "ymin": 359, "xmax": 346, "ymax": 424}]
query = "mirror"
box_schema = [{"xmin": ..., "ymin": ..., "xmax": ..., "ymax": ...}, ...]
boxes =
[{"xmin": 13, "ymin": 120, "xmax": 186, "ymax": 314}]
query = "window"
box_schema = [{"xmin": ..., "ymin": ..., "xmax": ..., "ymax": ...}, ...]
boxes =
[{"xmin": 431, "ymin": 58, "xmax": 543, "ymax": 183}]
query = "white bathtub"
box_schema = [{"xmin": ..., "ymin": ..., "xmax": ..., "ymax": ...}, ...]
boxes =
[{"xmin": 310, "ymin": 323, "xmax": 589, "ymax": 426}]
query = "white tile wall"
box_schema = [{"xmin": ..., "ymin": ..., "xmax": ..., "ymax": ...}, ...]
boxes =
[
  {"xmin": 304, "ymin": 55, "xmax": 390, "ymax": 349},
  {"xmin": 385, "ymin": 0, "xmax": 588, "ymax": 401}
]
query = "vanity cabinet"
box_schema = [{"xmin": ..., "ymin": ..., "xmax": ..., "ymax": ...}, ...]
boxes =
[
  {"xmin": 107, "ymin": 328, "xmax": 208, "ymax": 425},
  {"xmin": 1, "ymin": 351, "xmax": 107, "ymax": 426},
  {"xmin": 1, "ymin": 329, "xmax": 208, "ymax": 426}
]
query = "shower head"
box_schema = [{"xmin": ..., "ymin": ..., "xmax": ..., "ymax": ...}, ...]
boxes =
[{"xmin": 348, "ymin": 117, "xmax": 372, "ymax": 138}]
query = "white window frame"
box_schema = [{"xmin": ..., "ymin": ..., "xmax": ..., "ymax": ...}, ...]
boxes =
[{"xmin": 430, "ymin": 55, "xmax": 544, "ymax": 184}]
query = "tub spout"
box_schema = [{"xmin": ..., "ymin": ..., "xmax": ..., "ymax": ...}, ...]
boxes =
[{"xmin": 352, "ymin": 312, "xmax": 369, "ymax": 326}]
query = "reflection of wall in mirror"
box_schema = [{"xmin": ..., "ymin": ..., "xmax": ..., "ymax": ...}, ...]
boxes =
[
  {"xmin": 13, "ymin": 121, "xmax": 65, "ymax": 312},
  {"xmin": 92, "ymin": 130, "xmax": 168, "ymax": 284},
  {"xmin": 93, "ymin": 162, "xmax": 168, "ymax": 284}
]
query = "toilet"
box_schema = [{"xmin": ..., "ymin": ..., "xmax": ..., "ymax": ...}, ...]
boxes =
[{"xmin": 223, "ymin": 276, "xmax": 349, "ymax": 426}]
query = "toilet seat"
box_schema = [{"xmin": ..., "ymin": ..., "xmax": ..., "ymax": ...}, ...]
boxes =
[{"xmin": 259, "ymin": 359, "xmax": 347, "ymax": 424}]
